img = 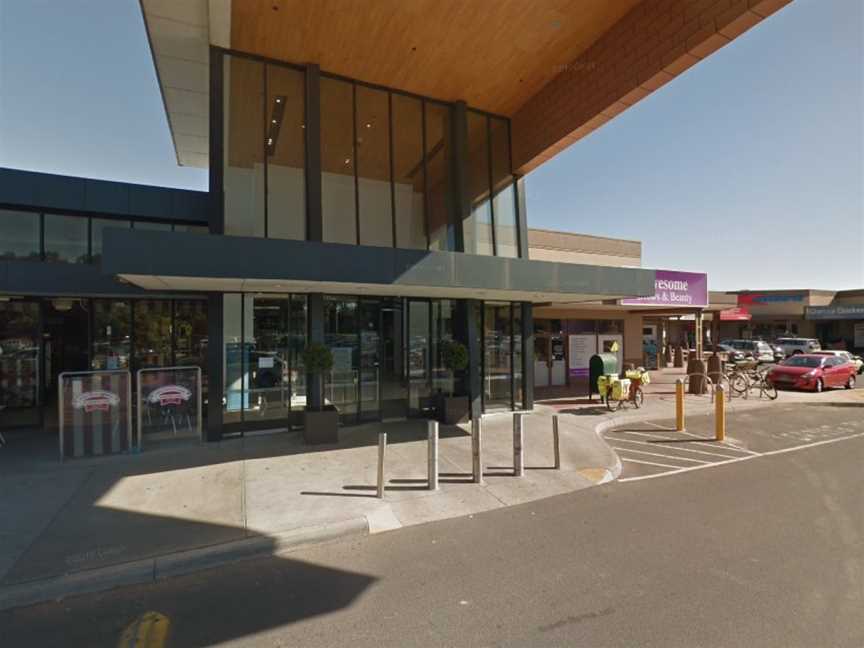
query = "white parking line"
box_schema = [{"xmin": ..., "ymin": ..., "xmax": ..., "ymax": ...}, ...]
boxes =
[
  {"xmin": 618, "ymin": 431, "xmax": 864, "ymax": 483},
  {"xmin": 611, "ymin": 447, "xmax": 710, "ymax": 464},
  {"xmin": 622, "ymin": 458, "xmax": 683, "ymax": 470},
  {"xmin": 610, "ymin": 437, "xmax": 748, "ymax": 460}
]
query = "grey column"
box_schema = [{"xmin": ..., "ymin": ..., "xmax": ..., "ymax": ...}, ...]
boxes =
[
  {"xmin": 449, "ymin": 100, "xmax": 470, "ymax": 253},
  {"xmin": 206, "ymin": 293, "xmax": 224, "ymax": 441},
  {"xmin": 307, "ymin": 293, "xmax": 325, "ymax": 410},
  {"xmin": 521, "ymin": 302, "xmax": 534, "ymax": 411},
  {"xmin": 209, "ymin": 46, "xmax": 225, "ymax": 235},
  {"xmin": 515, "ymin": 175, "xmax": 529, "ymax": 260},
  {"xmin": 305, "ymin": 63, "xmax": 322, "ymax": 242}
]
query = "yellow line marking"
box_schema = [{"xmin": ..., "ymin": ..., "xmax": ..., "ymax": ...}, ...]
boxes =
[{"xmin": 118, "ymin": 611, "xmax": 171, "ymax": 648}]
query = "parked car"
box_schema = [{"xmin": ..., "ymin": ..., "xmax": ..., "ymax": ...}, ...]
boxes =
[
  {"xmin": 775, "ymin": 337, "xmax": 821, "ymax": 356},
  {"xmin": 713, "ymin": 343, "xmax": 751, "ymax": 364},
  {"xmin": 813, "ymin": 350, "xmax": 864, "ymax": 375},
  {"xmin": 767, "ymin": 354, "xmax": 856, "ymax": 392},
  {"xmin": 721, "ymin": 339, "xmax": 775, "ymax": 363}
]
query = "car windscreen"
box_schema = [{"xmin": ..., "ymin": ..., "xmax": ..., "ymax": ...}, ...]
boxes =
[{"xmin": 782, "ymin": 356, "xmax": 822, "ymax": 368}]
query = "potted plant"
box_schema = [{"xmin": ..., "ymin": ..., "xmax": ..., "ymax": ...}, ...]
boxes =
[
  {"xmin": 302, "ymin": 342, "xmax": 339, "ymax": 444},
  {"xmin": 438, "ymin": 339, "xmax": 469, "ymax": 424}
]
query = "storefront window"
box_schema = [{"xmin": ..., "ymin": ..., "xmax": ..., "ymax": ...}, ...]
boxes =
[
  {"xmin": 431, "ymin": 300, "xmax": 456, "ymax": 395},
  {"xmin": 267, "ymin": 64, "xmax": 306, "ymax": 240},
  {"xmin": 358, "ymin": 299, "xmax": 381, "ymax": 421},
  {"xmin": 321, "ymin": 77, "xmax": 357, "ymax": 245},
  {"xmin": 465, "ymin": 111, "xmax": 493, "ymax": 255},
  {"xmin": 92, "ymin": 300, "xmax": 131, "ymax": 370},
  {"xmin": 490, "ymin": 117, "xmax": 519, "ymax": 258},
  {"xmin": 513, "ymin": 305, "xmax": 523, "ymax": 408},
  {"xmin": 223, "ymin": 294, "xmax": 247, "ymax": 424},
  {"xmin": 247, "ymin": 296, "xmax": 293, "ymax": 422},
  {"xmin": 44, "ymin": 214, "xmax": 88, "ymax": 263},
  {"xmin": 224, "ymin": 55, "xmax": 265, "ymax": 238},
  {"xmin": 134, "ymin": 300, "xmax": 173, "ymax": 369},
  {"xmin": 0, "ymin": 210, "xmax": 40, "ymax": 260},
  {"xmin": 356, "ymin": 85, "xmax": 393, "ymax": 247},
  {"xmin": 425, "ymin": 101, "xmax": 453, "ymax": 251},
  {"xmin": 0, "ymin": 299, "xmax": 41, "ymax": 427},
  {"xmin": 392, "ymin": 94, "xmax": 426, "ymax": 250}
]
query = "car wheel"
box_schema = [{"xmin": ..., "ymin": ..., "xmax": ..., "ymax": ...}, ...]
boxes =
[
  {"xmin": 846, "ymin": 375, "xmax": 856, "ymax": 390},
  {"xmin": 815, "ymin": 379, "xmax": 823, "ymax": 393}
]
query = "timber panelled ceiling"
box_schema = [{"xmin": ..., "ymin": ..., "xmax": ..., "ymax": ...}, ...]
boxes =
[{"xmin": 230, "ymin": 0, "xmax": 642, "ymax": 117}]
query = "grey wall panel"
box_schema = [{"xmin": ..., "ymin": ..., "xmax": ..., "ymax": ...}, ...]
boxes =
[
  {"xmin": 0, "ymin": 168, "xmax": 38, "ymax": 207},
  {"xmin": 84, "ymin": 179, "xmax": 130, "ymax": 216},
  {"xmin": 0, "ymin": 167, "xmax": 208, "ymax": 223},
  {"xmin": 36, "ymin": 174, "xmax": 85, "ymax": 212},
  {"xmin": 0, "ymin": 260, "xmax": 151, "ymax": 296},
  {"xmin": 129, "ymin": 184, "xmax": 173, "ymax": 219}
]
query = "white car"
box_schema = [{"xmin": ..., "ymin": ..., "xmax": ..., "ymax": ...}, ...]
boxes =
[
  {"xmin": 776, "ymin": 337, "xmax": 821, "ymax": 356},
  {"xmin": 813, "ymin": 350, "xmax": 863, "ymax": 374}
]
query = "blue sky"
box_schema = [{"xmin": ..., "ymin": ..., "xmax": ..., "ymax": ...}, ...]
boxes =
[{"xmin": 1, "ymin": 0, "xmax": 861, "ymax": 291}]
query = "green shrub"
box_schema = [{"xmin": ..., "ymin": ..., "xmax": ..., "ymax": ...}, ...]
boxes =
[
  {"xmin": 302, "ymin": 342, "xmax": 333, "ymax": 375},
  {"xmin": 441, "ymin": 340, "xmax": 468, "ymax": 372}
]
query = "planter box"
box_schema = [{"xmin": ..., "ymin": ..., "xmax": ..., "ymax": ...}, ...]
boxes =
[
  {"xmin": 303, "ymin": 406, "xmax": 339, "ymax": 445},
  {"xmin": 439, "ymin": 395, "xmax": 469, "ymax": 425}
]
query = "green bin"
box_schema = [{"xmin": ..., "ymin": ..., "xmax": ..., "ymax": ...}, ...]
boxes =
[{"xmin": 589, "ymin": 353, "xmax": 619, "ymax": 399}]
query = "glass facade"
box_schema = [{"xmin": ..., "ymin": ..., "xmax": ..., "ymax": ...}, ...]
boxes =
[
  {"xmin": 0, "ymin": 210, "xmax": 40, "ymax": 260},
  {"xmin": 222, "ymin": 293, "xmax": 308, "ymax": 428},
  {"xmin": 0, "ymin": 297, "xmax": 208, "ymax": 432},
  {"xmin": 220, "ymin": 52, "xmax": 521, "ymax": 258},
  {"xmin": 44, "ymin": 214, "xmax": 88, "ymax": 263}
]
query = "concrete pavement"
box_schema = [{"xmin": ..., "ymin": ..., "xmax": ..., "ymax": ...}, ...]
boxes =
[
  {"xmin": 2, "ymin": 402, "xmax": 862, "ymax": 647},
  {"xmin": 1, "ymin": 367, "xmax": 859, "ymax": 610}
]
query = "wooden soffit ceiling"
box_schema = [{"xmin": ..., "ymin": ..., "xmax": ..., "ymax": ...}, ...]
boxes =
[{"xmin": 230, "ymin": 0, "xmax": 642, "ymax": 116}]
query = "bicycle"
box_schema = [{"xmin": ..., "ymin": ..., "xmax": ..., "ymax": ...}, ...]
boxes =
[
  {"xmin": 600, "ymin": 369, "xmax": 647, "ymax": 411},
  {"xmin": 726, "ymin": 362, "xmax": 777, "ymax": 400}
]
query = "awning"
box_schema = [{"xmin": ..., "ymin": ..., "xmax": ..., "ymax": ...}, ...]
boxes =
[
  {"xmin": 720, "ymin": 307, "xmax": 752, "ymax": 321},
  {"xmin": 101, "ymin": 229, "xmax": 657, "ymax": 304}
]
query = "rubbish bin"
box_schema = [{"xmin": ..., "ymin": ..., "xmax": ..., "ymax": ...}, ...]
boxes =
[{"xmin": 589, "ymin": 352, "xmax": 619, "ymax": 399}]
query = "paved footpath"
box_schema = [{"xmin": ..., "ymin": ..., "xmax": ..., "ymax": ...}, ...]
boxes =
[{"xmin": 1, "ymin": 401, "xmax": 862, "ymax": 647}]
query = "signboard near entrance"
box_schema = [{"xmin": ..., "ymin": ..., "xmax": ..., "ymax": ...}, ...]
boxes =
[
  {"xmin": 620, "ymin": 270, "xmax": 708, "ymax": 308},
  {"xmin": 568, "ymin": 334, "xmax": 596, "ymax": 378},
  {"xmin": 59, "ymin": 370, "xmax": 132, "ymax": 460}
]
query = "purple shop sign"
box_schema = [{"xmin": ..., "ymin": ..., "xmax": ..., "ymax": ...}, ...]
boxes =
[{"xmin": 620, "ymin": 270, "xmax": 708, "ymax": 308}]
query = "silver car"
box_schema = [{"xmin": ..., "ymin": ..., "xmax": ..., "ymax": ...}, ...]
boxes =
[{"xmin": 776, "ymin": 337, "xmax": 822, "ymax": 356}]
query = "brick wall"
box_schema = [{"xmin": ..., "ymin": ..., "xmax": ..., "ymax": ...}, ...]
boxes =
[{"xmin": 512, "ymin": 0, "xmax": 793, "ymax": 174}]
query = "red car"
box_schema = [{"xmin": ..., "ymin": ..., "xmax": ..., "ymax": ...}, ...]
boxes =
[{"xmin": 767, "ymin": 354, "xmax": 856, "ymax": 392}]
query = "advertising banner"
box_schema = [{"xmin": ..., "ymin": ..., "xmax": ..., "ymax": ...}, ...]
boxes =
[
  {"xmin": 568, "ymin": 334, "xmax": 596, "ymax": 378},
  {"xmin": 620, "ymin": 270, "xmax": 708, "ymax": 308},
  {"xmin": 137, "ymin": 366, "xmax": 202, "ymax": 447},
  {"xmin": 59, "ymin": 370, "xmax": 132, "ymax": 460},
  {"xmin": 720, "ymin": 307, "xmax": 752, "ymax": 321}
]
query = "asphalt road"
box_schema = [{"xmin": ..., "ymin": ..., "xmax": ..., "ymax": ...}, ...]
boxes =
[{"xmin": 3, "ymin": 405, "xmax": 863, "ymax": 648}]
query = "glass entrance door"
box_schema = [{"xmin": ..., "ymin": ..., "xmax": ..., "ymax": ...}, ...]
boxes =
[
  {"xmin": 407, "ymin": 300, "xmax": 432, "ymax": 417},
  {"xmin": 533, "ymin": 334, "xmax": 566, "ymax": 389},
  {"xmin": 379, "ymin": 299, "xmax": 407, "ymax": 420},
  {"xmin": 42, "ymin": 299, "xmax": 90, "ymax": 430}
]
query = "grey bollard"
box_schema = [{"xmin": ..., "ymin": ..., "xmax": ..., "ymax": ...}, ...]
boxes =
[
  {"xmin": 471, "ymin": 415, "xmax": 483, "ymax": 484},
  {"xmin": 377, "ymin": 431, "xmax": 387, "ymax": 499},
  {"xmin": 552, "ymin": 415, "xmax": 561, "ymax": 470},
  {"xmin": 513, "ymin": 412, "xmax": 524, "ymax": 477},
  {"xmin": 427, "ymin": 419, "xmax": 439, "ymax": 491}
]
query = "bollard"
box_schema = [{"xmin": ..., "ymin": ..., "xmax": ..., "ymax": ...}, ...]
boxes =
[
  {"xmin": 552, "ymin": 415, "xmax": 561, "ymax": 470},
  {"xmin": 471, "ymin": 415, "xmax": 483, "ymax": 484},
  {"xmin": 427, "ymin": 419, "xmax": 439, "ymax": 491},
  {"xmin": 675, "ymin": 379, "xmax": 685, "ymax": 432},
  {"xmin": 715, "ymin": 385, "xmax": 726, "ymax": 442},
  {"xmin": 377, "ymin": 431, "xmax": 387, "ymax": 498},
  {"xmin": 513, "ymin": 412, "xmax": 524, "ymax": 477}
]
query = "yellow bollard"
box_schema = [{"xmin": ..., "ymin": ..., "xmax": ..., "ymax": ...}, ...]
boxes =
[
  {"xmin": 715, "ymin": 385, "xmax": 726, "ymax": 441},
  {"xmin": 675, "ymin": 379, "xmax": 685, "ymax": 432}
]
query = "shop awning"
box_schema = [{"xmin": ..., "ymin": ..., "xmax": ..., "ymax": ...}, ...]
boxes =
[{"xmin": 101, "ymin": 229, "xmax": 657, "ymax": 304}]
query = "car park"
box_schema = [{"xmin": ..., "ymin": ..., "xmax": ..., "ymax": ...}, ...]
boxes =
[
  {"xmin": 721, "ymin": 339, "xmax": 775, "ymax": 363},
  {"xmin": 713, "ymin": 343, "xmax": 752, "ymax": 364},
  {"xmin": 767, "ymin": 353, "xmax": 856, "ymax": 392},
  {"xmin": 775, "ymin": 337, "xmax": 822, "ymax": 356},
  {"xmin": 813, "ymin": 350, "xmax": 863, "ymax": 374}
]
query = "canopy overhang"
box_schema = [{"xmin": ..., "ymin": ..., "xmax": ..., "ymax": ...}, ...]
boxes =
[{"xmin": 101, "ymin": 229, "xmax": 656, "ymax": 304}]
